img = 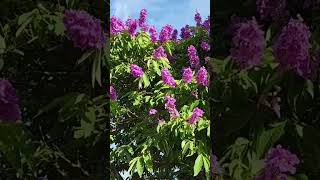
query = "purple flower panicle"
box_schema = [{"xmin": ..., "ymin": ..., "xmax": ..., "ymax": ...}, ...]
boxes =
[
  {"xmin": 159, "ymin": 24, "xmax": 173, "ymax": 43},
  {"xmin": 153, "ymin": 46, "xmax": 167, "ymax": 59},
  {"xmin": 0, "ymin": 79, "xmax": 21, "ymax": 122},
  {"xmin": 195, "ymin": 11, "xmax": 202, "ymax": 26},
  {"xmin": 139, "ymin": 9, "xmax": 147, "ymax": 27},
  {"xmin": 165, "ymin": 96, "xmax": 180, "ymax": 119},
  {"xmin": 230, "ymin": 19, "xmax": 266, "ymax": 69},
  {"xmin": 188, "ymin": 107, "xmax": 204, "ymax": 124},
  {"xmin": 181, "ymin": 25, "xmax": 192, "ymax": 39},
  {"xmin": 110, "ymin": 16, "xmax": 126, "ymax": 35},
  {"xmin": 149, "ymin": 26, "xmax": 158, "ymax": 42},
  {"xmin": 201, "ymin": 41, "xmax": 210, "ymax": 51},
  {"xmin": 182, "ymin": 67, "xmax": 193, "ymax": 84},
  {"xmin": 188, "ymin": 45, "xmax": 200, "ymax": 69},
  {"xmin": 273, "ymin": 19, "xmax": 311, "ymax": 79},
  {"xmin": 256, "ymin": 0, "xmax": 287, "ymax": 22},
  {"xmin": 161, "ymin": 68, "xmax": 176, "ymax": 87},
  {"xmin": 64, "ymin": 10, "xmax": 106, "ymax": 50},
  {"xmin": 196, "ymin": 67, "xmax": 209, "ymax": 87},
  {"xmin": 171, "ymin": 29, "xmax": 178, "ymax": 41},
  {"xmin": 109, "ymin": 85, "xmax": 117, "ymax": 101},
  {"xmin": 149, "ymin": 108, "xmax": 157, "ymax": 115},
  {"xmin": 126, "ymin": 18, "xmax": 139, "ymax": 37},
  {"xmin": 130, "ymin": 64, "xmax": 144, "ymax": 78}
]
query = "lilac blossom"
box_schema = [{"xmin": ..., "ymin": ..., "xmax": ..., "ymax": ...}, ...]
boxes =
[
  {"xmin": 110, "ymin": 16, "xmax": 126, "ymax": 35},
  {"xmin": 149, "ymin": 109, "xmax": 157, "ymax": 115},
  {"xmin": 182, "ymin": 67, "xmax": 193, "ymax": 84},
  {"xmin": 196, "ymin": 67, "xmax": 209, "ymax": 87},
  {"xmin": 180, "ymin": 25, "xmax": 192, "ymax": 39},
  {"xmin": 161, "ymin": 68, "xmax": 176, "ymax": 87},
  {"xmin": 188, "ymin": 45, "xmax": 200, "ymax": 69},
  {"xmin": 0, "ymin": 79, "xmax": 21, "ymax": 122},
  {"xmin": 153, "ymin": 46, "xmax": 167, "ymax": 59},
  {"xmin": 194, "ymin": 11, "xmax": 202, "ymax": 26},
  {"xmin": 256, "ymin": 0, "xmax": 287, "ymax": 22},
  {"xmin": 159, "ymin": 24, "xmax": 173, "ymax": 43},
  {"xmin": 64, "ymin": 10, "xmax": 106, "ymax": 50},
  {"xmin": 126, "ymin": 18, "xmax": 139, "ymax": 37},
  {"xmin": 201, "ymin": 41, "xmax": 210, "ymax": 51},
  {"xmin": 171, "ymin": 29, "xmax": 178, "ymax": 41},
  {"xmin": 130, "ymin": 64, "xmax": 144, "ymax": 78},
  {"xmin": 149, "ymin": 26, "xmax": 158, "ymax": 42},
  {"xmin": 165, "ymin": 95, "xmax": 180, "ymax": 119},
  {"xmin": 109, "ymin": 85, "xmax": 117, "ymax": 101},
  {"xmin": 188, "ymin": 107, "xmax": 204, "ymax": 124}
]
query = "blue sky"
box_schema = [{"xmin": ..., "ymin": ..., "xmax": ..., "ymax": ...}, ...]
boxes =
[{"xmin": 110, "ymin": 0, "xmax": 210, "ymax": 31}]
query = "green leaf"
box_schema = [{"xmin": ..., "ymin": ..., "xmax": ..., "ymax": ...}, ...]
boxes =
[
  {"xmin": 128, "ymin": 157, "xmax": 138, "ymax": 173},
  {"xmin": 255, "ymin": 121, "xmax": 286, "ymax": 158},
  {"xmin": 77, "ymin": 50, "xmax": 94, "ymax": 65},
  {"xmin": 136, "ymin": 157, "xmax": 144, "ymax": 177},
  {"xmin": 152, "ymin": 60, "xmax": 161, "ymax": 75},
  {"xmin": 16, "ymin": 16, "xmax": 33, "ymax": 37},
  {"xmin": 142, "ymin": 74, "xmax": 150, "ymax": 88},
  {"xmin": 305, "ymin": 80, "xmax": 314, "ymax": 99},
  {"xmin": 203, "ymin": 155, "xmax": 210, "ymax": 173},
  {"xmin": 194, "ymin": 154, "xmax": 204, "ymax": 176},
  {"xmin": 143, "ymin": 153, "xmax": 153, "ymax": 173},
  {"xmin": 0, "ymin": 34, "xmax": 6, "ymax": 54}
]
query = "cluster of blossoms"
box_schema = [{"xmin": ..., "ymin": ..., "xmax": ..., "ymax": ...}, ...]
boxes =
[
  {"xmin": 180, "ymin": 25, "xmax": 192, "ymax": 39},
  {"xmin": 130, "ymin": 64, "xmax": 144, "ymax": 78},
  {"xmin": 149, "ymin": 108, "xmax": 157, "ymax": 115},
  {"xmin": 195, "ymin": 11, "xmax": 202, "ymax": 26},
  {"xmin": 64, "ymin": 10, "xmax": 106, "ymax": 50},
  {"xmin": 201, "ymin": 41, "xmax": 210, "ymax": 52},
  {"xmin": 0, "ymin": 79, "xmax": 21, "ymax": 122},
  {"xmin": 256, "ymin": 0, "xmax": 287, "ymax": 22},
  {"xmin": 273, "ymin": 19, "xmax": 311, "ymax": 79},
  {"xmin": 188, "ymin": 107, "xmax": 204, "ymax": 124},
  {"xmin": 138, "ymin": 8, "xmax": 148, "ymax": 31},
  {"xmin": 256, "ymin": 145, "xmax": 300, "ymax": 180},
  {"xmin": 159, "ymin": 24, "xmax": 174, "ymax": 43},
  {"xmin": 164, "ymin": 96, "xmax": 180, "ymax": 119},
  {"xmin": 109, "ymin": 85, "xmax": 117, "ymax": 101},
  {"xmin": 161, "ymin": 68, "xmax": 177, "ymax": 87},
  {"xmin": 196, "ymin": 67, "xmax": 209, "ymax": 87},
  {"xmin": 110, "ymin": 16, "xmax": 126, "ymax": 35},
  {"xmin": 153, "ymin": 46, "xmax": 167, "ymax": 60},
  {"xmin": 188, "ymin": 45, "xmax": 200, "ymax": 69},
  {"xmin": 230, "ymin": 19, "xmax": 266, "ymax": 69},
  {"xmin": 126, "ymin": 18, "xmax": 139, "ymax": 37},
  {"xmin": 182, "ymin": 67, "xmax": 193, "ymax": 84},
  {"xmin": 149, "ymin": 26, "xmax": 158, "ymax": 42}
]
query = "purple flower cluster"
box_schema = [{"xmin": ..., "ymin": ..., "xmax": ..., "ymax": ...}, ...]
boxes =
[
  {"xmin": 126, "ymin": 18, "xmax": 139, "ymax": 37},
  {"xmin": 196, "ymin": 67, "xmax": 209, "ymax": 87},
  {"xmin": 201, "ymin": 41, "xmax": 210, "ymax": 51},
  {"xmin": 188, "ymin": 45, "xmax": 200, "ymax": 69},
  {"xmin": 153, "ymin": 46, "xmax": 167, "ymax": 60},
  {"xmin": 149, "ymin": 108, "xmax": 157, "ymax": 115},
  {"xmin": 64, "ymin": 10, "xmax": 106, "ymax": 50},
  {"xmin": 110, "ymin": 16, "xmax": 126, "ymax": 35},
  {"xmin": 230, "ymin": 19, "xmax": 266, "ymax": 69},
  {"xmin": 109, "ymin": 85, "xmax": 117, "ymax": 101},
  {"xmin": 182, "ymin": 67, "xmax": 193, "ymax": 84},
  {"xmin": 194, "ymin": 11, "xmax": 202, "ymax": 26},
  {"xmin": 149, "ymin": 26, "xmax": 158, "ymax": 42},
  {"xmin": 273, "ymin": 19, "xmax": 311, "ymax": 79},
  {"xmin": 159, "ymin": 24, "xmax": 174, "ymax": 43},
  {"xmin": 161, "ymin": 68, "xmax": 176, "ymax": 87},
  {"xmin": 165, "ymin": 96, "xmax": 180, "ymax": 119},
  {"xmin": 256, "ymin": 0, "xmax": 287, "ymax": 22},
  {"xmin": 188, "ymin": 107, "xmax": 204, "ymax": 124},
  {"xmin": 202, "ymin": 16, "xmax": 210, "ymax": 33},
  {"xmin": 0, "ymin": 79, "xmax": 21, "ymax": 122},
  {"xmin": 256, "ymin": 145, "xmax": 300, "ymax": 180},
  {"xmin": 130, "ymin": 64, "xmax": 144, "ymax": 78},
  {"xmin": 171, "ymin": 29, "xmax": 178, "ymax": 41},
  {"xmin": 180, "ymin": 25, "xmax": 192, "ymax": 39},
  {"xmin": 139, "ymin": 9, "xmax": 147, "ymax": 27}
]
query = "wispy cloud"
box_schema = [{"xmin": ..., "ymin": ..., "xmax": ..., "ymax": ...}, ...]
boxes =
[{"xmin": 110, "ymin": 0, "xmax": 210, "ymax": 31}]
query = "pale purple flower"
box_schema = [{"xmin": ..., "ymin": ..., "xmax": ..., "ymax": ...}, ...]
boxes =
[
  {"xmin": 195, "ymin": 11, "xmax": 202, "ymax": 26},
  {"xmin": 196, "ymin": 67, "xmax": 209, "ymax": 87},
  {"xmin": 230, "ymin": 19, "xmax": 266, "ymax": 69},
  {"xmin": 149, "ymin": 26, "xmax": 158, "ymax": 42},
  {"xmin": 161, "ymin": 68, "xmax": 176, "ymax": 87},
  {"xmin": 188, "ymin": 107, "xmax": 204, "ymax": 124},
  {"xmin": 180, "ymin": 25, "xmax": 192, "ymax": 39},
  {"xmin": 273, "ymin": 19, "xmax": 311, "ymax": 79},
  {"xmin": 201, "ymin": 41, "xmax": 210, "ymax": 51},
  {"xmin": 153, "ymin": 46, "xmax": 167, "ymax": 59},
  {"xmin": 182, "ymin": 67, "xmax": 193, "ymax": 84},
  {"xmin": 188, "ymin": 45, "xmax": 200, "ymax": 69},
  {"xmin": 165, "ymin": 96, "xmax": 180, "ymax": 119},
  {"xmin": 0, "ymin": 79, "xmax": 21, "ymax": 122},
  {"xmin": 149, "ymin": 108, "xmax": 157, "ymax": 115},
  {"xmin": 109, "ymin": 85, "xmax": 117, "ymax": 101},
  {"xmin": 126, "ymin": 18, "xmax": 138, "ymax": 37},
  {"xmin": 110, "ymin": 16, "xmax": 126, "ymax": 35},
  {"xmin": 159, "ymin": 24, "xmax": 173, "ymax": 43},
  {"xmin": 64, "ymin": 10, "xmax": 106, "ymax": 50},
  {"xmin": 130, "ymin": 64, "xmax": 144, "ymax": 78}
]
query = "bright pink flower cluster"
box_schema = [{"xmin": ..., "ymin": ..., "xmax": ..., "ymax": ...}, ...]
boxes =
[
  {"xmin": 130, "ymin": 64, "xmax": 144, "ymax": 78},
  {"xmin": 188, "ymin": 45, "xmax": 200, "ymax": 69},
  {"xmin": 188, "ymin": 107, "xmax": 204, "ymax": 124},
  {"xmin": 161, "ymin": 68, "xmax": 176, "ymax": 87},
  {"xmin": 165, "ymin": 95, "xmax": 180, "ymax": 119}
]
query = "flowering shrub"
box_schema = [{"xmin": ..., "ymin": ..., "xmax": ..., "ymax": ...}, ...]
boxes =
[
  {"xmin": 0, "ymin": 1, "xmax": 107, "ymax": 178},
  {"xmin": 110, "ymin": 9, "xmax": 211, "ymax": 179},
  {"xmin": 213, "ymin": 0, "xmax": 320, "ymax": 179}
]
